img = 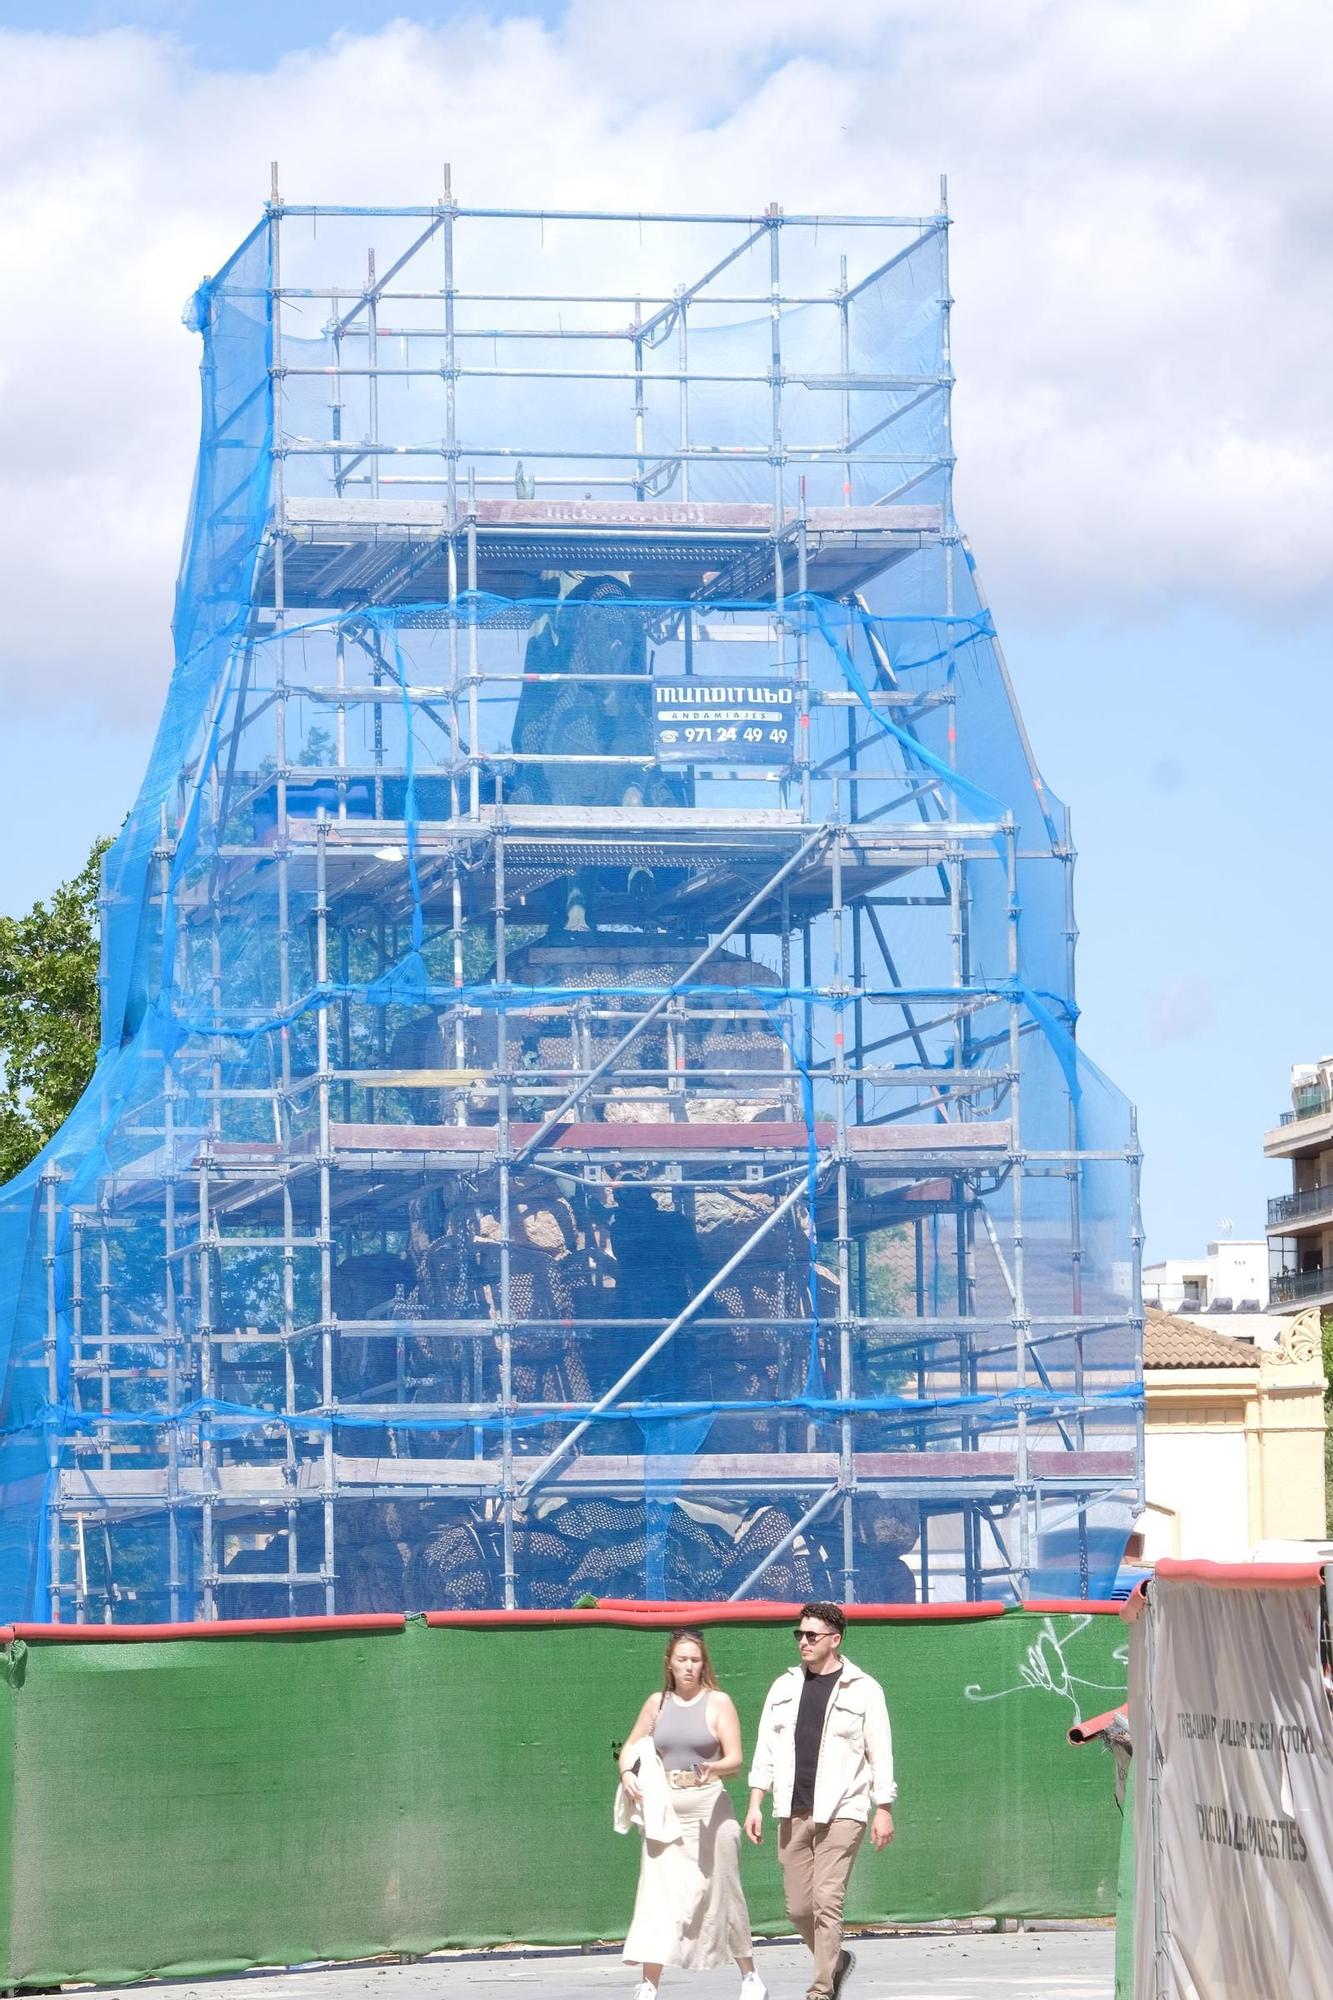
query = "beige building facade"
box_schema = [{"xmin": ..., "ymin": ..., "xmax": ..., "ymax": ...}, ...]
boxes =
[{"xmin": 1140, "ymin": 1306, "xmax": 1327, "ymax": 1563}]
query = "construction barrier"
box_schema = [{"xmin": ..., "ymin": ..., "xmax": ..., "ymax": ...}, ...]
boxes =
[
  {"xmin": 1129, "ymin": 1559, "xmax": 1333, "ymax": 1999},
  {"xmin": 0, "ymin": 1604, "xmax": 1128, "ymax": 1985}
]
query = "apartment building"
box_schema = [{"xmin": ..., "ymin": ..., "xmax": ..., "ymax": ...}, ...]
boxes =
[
  {"xmin": 1143, "ymin": 1239, "xmax": 1269, "ymax": 1317},
  {"xmin": 1264, "ymin": 1058, "xmax": 1333, "ymax": 1313}
]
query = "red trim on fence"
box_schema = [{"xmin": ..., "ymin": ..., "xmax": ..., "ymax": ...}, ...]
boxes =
[
  {"xmin": 425, "ymin": 1607, "xmax": 769, "ymax": 1629},
  {"xmin": 424, "ymin": 1600, "xmax": 1008, "ymax": 1628},
  {"xmin": 1021, "ymin": 1599, "xmax": 1124, "ymax": 1616},
  {"xmin": 10, "ymin": 1613, "xmax": 406, "ymax": 1643},
  {"xmin": 1068, "ymin": 1705, "xmax": 1127, "ymax": 1745},
  {"xmin": 1154, "ymin": 1558, "xmax": 1327, "ymax": 1590},
  {"xmin": 598, "ymin": 1597, "xmax": 1009, "ymax": 1623},
  {"xmin": 592, "ymin": 1599, "xmax": 790, "ymax": 1615},
  {"xmin": 0, "ymin": 1599, "xmax": 1112, "ymax": 1642}
]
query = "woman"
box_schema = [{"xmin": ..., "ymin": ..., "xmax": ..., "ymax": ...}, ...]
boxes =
[{"xmin": 618, "ymin": 1627, "xmax": 767, "ymax": 2000}]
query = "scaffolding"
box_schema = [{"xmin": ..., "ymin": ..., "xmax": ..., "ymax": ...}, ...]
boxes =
[{"xmin": 0, "ymin": 175, "xmax": 1144, "ymax": 1621}]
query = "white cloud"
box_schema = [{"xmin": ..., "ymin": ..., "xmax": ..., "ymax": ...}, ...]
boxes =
[
  {"xmin": 1146, "ymin": 974, "xmax": 1217, "ymax": 1046},
  {"xmin": 0, "ymin": 0, "xmax": 1329, "ymax": 720}
]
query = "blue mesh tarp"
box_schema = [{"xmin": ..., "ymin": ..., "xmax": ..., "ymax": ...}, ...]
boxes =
[{"xmin": 0, "ymin": 203, "xmax": 1141, "ymax": 1620}]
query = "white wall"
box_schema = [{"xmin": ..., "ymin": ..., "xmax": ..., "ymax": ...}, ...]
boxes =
[
  {"xmin": 1143, "ymin": 1425, "xmax": 1251, "ymax": 1561},
  {"xmin": 1143, "ymin": 1240, "xmax": 1268, "ymax": 1312}
]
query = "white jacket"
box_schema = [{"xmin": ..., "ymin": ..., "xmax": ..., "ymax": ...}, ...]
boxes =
[
  {"xmin": 613, "ymin": 1735, "xmax": 683, "ymax": 1844},
  {"xmin": 747, "ymin": 1655, "xmax": 896, "ymax": 1824}
]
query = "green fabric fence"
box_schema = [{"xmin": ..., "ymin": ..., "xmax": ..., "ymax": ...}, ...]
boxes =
[{"xmin": 0, "ymin": 1608, "xmax": 1127, "ymax": 1986}]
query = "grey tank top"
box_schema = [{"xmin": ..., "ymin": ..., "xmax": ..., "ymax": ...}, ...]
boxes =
[{"xmin": 652, "ymin": 1691, "xmax": 722, "ymax": 1771}]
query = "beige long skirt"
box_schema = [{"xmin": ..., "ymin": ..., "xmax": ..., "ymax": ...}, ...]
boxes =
[{"xmin": 623, "ymin": 1782, "xmax": 753, "ymax": 1971}]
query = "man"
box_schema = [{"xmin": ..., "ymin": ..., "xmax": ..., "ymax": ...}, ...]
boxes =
[{"xmin": 744, "ymin": 1602, "xmax": 894, "ymax": 2000}]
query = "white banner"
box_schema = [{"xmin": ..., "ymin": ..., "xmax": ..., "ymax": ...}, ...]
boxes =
[{"xmin": 1132, "ymin": 1570, "xmax": 1333, "ymax": 1998}]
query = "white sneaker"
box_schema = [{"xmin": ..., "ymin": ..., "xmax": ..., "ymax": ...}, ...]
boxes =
[
  {"xmin": 631, "ymin": 1984, "xmax": 657, "ymax": 2000},
  {"xmin": 740, "ymin": 1975, "xmax": 769, "ymax": 2000}
]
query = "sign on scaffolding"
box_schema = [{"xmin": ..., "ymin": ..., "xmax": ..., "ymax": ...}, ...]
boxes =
[{"xmin": 651, "ymin": 678, "xmax": 795, "ymax": 764}]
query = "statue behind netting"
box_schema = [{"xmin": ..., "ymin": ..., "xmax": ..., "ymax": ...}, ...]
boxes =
[{"xmin": 505, "ymin": 575, "xmax": 686, "ymax": 929}]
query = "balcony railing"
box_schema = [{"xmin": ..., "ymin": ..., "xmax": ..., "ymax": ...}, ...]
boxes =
[
  {"xmin": 1268, "ymin": 1185, "xmax": 1333, "ymax": 1228},
  {"xmin": 1269, "ymin": 1266, "xmax": 1333, "ymax": 1306},
  {"xmin": 1279, "ymin": 1086, "xmax": 1333, "ymax": 1127}
]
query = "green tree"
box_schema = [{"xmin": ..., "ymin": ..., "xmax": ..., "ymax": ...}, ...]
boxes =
[
  {"xmin": 863, "ymin": 1224, "xmax": 908, "ymax": 1318},
  {"xmin": 0, "ymin": 838, "xmax": 109, "ymax": 1186}
]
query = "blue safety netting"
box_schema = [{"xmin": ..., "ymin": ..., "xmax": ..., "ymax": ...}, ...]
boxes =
[{"xmin": 0, "ymin": 205, "xmax": 1141, "ymax": 1620}]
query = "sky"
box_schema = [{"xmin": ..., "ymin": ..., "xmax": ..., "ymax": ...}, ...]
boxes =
[{"xmin": 0, "ymin": 0, "xmax": 1329, "ymax": 1258}]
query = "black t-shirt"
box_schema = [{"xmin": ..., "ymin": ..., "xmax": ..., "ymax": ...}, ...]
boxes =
[{"xmin": 791, "ymin": 1665, "xmax": 842, "ymax": 1814}]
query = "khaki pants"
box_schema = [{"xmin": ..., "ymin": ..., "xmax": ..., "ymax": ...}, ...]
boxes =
[{"xmin": 777, "ymin": 1813, "xmax": 865, "ymax": 1997}]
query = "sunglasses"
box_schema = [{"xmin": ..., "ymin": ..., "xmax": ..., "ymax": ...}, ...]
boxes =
[{"xmin": 793, "ymin": 1627, "xmax": 835, "ymax": 1641}]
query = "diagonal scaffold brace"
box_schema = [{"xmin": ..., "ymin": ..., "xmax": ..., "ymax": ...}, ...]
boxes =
[
  {"xmin": 725, "ymin": 1481, "xmax": 843, "ymax": 1601},
  {"xmin": 516, "ymin": 1168, "xmax": 820, "ymax": 1498},
  {"xmin": 508, "ymin": 823, "xmax": 831, "ymax": 1164}
]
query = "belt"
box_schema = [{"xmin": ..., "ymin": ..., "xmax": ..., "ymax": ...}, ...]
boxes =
[{"xmin": 666, "ymin": 1768, "xmax": 714, "ymax": 1789}]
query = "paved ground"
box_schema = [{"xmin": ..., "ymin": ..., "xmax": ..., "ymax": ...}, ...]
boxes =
[{"xmin": 93, "ymin": 1930, "xmax": 1114, "ymax": 2000}]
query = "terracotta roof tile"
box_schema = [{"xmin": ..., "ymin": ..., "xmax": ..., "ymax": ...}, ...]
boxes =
[{"xmin": 1144, "ymin": 1306, "xmax": 1259, "ymax": 1370}]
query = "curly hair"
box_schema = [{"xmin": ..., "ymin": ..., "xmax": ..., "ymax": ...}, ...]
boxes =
[{"xmin": 800, "ymin": 1600, "xmax": 846, "ymax": 1637}]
